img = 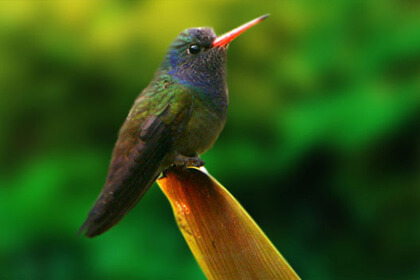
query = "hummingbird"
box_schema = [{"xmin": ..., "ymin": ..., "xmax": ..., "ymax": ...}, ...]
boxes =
[{"xmin": 80, "ymin": 15, "xmax": 269, "ymax": 237}]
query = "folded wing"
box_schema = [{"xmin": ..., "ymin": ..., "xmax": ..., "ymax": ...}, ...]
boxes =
[{"xmin": 80, "ymin": 86, "xmax": 194, "ymax": 237}]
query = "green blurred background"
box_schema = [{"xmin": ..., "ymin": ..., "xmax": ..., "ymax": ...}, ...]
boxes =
[{"xmin": 0, "ymin": 1, "xmax": 419, "ymax": 279}]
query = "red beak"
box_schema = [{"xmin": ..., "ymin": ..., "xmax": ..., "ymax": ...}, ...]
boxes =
[{"xmin": 212, "ymin": 14, "xmax": 269, "ymax": 48}]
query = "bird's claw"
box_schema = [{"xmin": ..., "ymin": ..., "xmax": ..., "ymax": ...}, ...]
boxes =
[{"xmin": 174, "ymin": 154, "xmax": 205, "ymax": 168}]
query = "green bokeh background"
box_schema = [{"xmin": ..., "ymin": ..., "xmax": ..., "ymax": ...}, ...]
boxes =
[{"xmin": 1, "ymin": 1, "xmax": 419, "ymax": 279}]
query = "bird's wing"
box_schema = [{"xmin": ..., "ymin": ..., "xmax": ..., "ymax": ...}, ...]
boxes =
[{"xmin": 80, "ymin": 84, "xmax": 194, "ymax": 237}]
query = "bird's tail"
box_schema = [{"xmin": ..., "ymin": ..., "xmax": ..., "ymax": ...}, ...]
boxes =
[
  {"xmin": 79, "ymin": 172, "xmax": 162, "ymax": 238},
  {"xmin": 79, "ymin": 131, "xmax": 170, "ymax": 237},
  {"xmin": 79, "ymin": 161, "xmax": 164, "ymax": 237}
]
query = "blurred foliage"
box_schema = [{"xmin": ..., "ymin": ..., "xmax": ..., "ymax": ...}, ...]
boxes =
[{"xmin": 0, "ymin": 1, "xmax": 419, "ymax": 279}]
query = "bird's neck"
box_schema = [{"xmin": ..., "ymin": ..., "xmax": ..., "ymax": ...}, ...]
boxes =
[{"xmin": 157, "ymin": 66, "xmax": 228, "ymax": 119}]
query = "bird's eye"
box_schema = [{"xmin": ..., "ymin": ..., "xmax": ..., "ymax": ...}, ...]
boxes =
[{"xmin": 188, "ymin": 44, "xmax": 201, "ymax": 54}]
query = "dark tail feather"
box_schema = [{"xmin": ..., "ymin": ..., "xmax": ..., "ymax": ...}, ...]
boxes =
[
  {"xmin": 79, "ymin": 168, "xmax": 161, "ymax": 238},
  {"xmin": 79, "ymin": 134, "xmax": 169, "ymax": 237}
]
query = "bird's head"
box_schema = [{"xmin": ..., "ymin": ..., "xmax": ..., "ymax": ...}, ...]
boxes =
[{"xmin": 160, "ymin": 15, "xmax": 269, "ymax": 93}]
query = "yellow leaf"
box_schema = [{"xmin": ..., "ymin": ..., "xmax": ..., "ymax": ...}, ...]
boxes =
[{"xmin": 158, "ymin": 167, "xmax": 300, "ymax": 280}]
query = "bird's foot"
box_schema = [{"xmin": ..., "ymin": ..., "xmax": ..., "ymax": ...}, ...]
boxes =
[{"xmin": 174, "ymin": 154, "xmax": 205, "ymax": 168}]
